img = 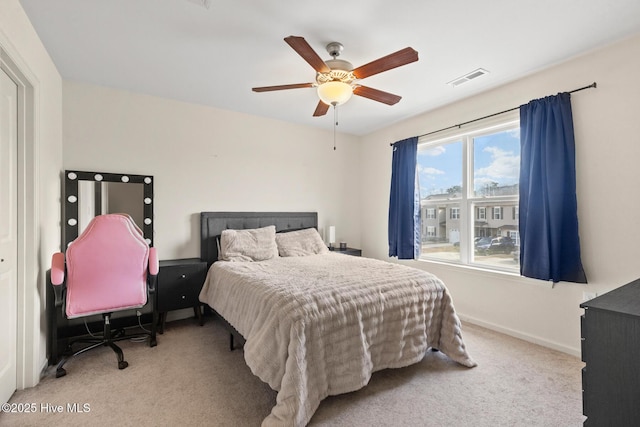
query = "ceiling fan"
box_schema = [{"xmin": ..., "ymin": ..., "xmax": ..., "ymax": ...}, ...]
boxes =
[{"xmin": 252, "ymin": 36, "xmax": 419, "ymax": 117}]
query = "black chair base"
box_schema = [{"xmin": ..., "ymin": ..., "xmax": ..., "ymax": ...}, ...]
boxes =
[{"xmin": 55, "ymin": 313, "xmax": 155, "ymax": 378}]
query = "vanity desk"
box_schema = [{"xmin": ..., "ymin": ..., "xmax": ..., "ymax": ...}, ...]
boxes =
[{"xmin": 49, "ymin": 170, "xmax": 156, "ymax": 363}]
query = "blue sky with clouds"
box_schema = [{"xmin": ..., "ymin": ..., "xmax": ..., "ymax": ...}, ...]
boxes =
[{"xmin": 417, "ymin": 128, "xmax": 520, "ymax": 198}]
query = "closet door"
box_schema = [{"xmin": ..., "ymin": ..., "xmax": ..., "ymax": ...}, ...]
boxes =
[{"xmin": 0, "ymin": 66, "xmax": 18, "ymax": 404}]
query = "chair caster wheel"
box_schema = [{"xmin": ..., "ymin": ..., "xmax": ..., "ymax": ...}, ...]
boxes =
[
  {"xmin": 150, "ymin": 337, "xmax": 157, "ymax": 347},
  {"xmin": 56, "ymin": 368, "xmax": 67, "ymax": 378},
  {"xmin": 118, "ymin": 361, "xmax": 129, "ymax": 370}
]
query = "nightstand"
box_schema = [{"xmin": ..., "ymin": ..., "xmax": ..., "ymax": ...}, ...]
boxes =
[
  {"xmin": 329, "ymin": 247, "xmax": 362, "ymax": 257},
  {"xmin": 157, "ymin": 258, "xmax": 208, "ymax": 333}
]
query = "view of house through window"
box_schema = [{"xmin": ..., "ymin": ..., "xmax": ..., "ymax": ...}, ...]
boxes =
[{"xmin": 417, "ymin": 118, "xmax": 520, "ymax": 272}]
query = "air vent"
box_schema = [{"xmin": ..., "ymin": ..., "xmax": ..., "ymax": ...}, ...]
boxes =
[
  {"xmin": 186, "ymin": 0, "xmax": 212, "ymax": 9},
  {"xmin": 447, "ymin": 68, "xmax": 489, "ymax": 87}
]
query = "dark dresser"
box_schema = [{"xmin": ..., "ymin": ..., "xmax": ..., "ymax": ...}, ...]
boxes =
[{"xmin": 580, "ymin": 278, "xmax": 640, "ymax": 426}]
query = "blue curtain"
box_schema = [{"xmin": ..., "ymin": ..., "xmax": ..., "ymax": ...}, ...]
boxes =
[
  {"xmin": 519, "ymin": 92, "xmax": 587, "ymax": 283},
  {"xmin": 388, "ymin": 136, "xmax": 421, "ymax": 259}
]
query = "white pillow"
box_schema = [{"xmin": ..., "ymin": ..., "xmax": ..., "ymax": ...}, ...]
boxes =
[
  {"xmin": 219, "ymin": 225, "xmax": 278, "ymax": 262},
  {"xmin": 275, "ymin": 228, "xmax": 329, "ymax": 257}
]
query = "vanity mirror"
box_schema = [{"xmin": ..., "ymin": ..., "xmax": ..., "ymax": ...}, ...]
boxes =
[
  {"xmin": 51, "ymin": 170, "xmax": 155, "ymax": 363},
  {"xmin": 64, "ymin": 170, "xmax": 154, "ymax": 248}
]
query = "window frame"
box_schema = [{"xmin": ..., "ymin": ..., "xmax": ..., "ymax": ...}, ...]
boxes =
[{"xmin": 417, "ymin": 113, "xmax": 520, "ymax": 273}]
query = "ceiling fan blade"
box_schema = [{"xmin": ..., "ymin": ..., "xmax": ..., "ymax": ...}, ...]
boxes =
[
  {"xmin": 313, "ymin": 100, "xmax": 330, "ymax": 117},
  {"xmin": 353, "ymin": 85, "xmax": 402, "ymax": 105},
  {"xmin": 284, "ymin": 36, "xmax": 331, "ymax": 74},
  {"xmin": 252, "ymin": 83, "xmax": 314, "ymax": 92},
  {"xmin": 352, "ymin": 47, "xmax": 418, "ymax": 79}
]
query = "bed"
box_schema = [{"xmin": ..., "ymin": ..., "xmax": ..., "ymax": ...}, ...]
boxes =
[{"xmin": 198, "ymin": 212, "xmax": 476, "ymax": 427}]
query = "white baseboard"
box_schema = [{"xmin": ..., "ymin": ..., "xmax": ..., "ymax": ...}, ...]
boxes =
[{"xmin": 458, "ymin": 314, "xmax": 581, "ymax": 358}]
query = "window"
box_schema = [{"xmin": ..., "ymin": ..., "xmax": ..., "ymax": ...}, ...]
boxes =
[
  {"xmin": 417, "ymin": 116, "xmax": 520, "ymax": 272},
  {"xmin": 493, "ymin": 206, "xmax": 503, "ymax": 220},
  {"xmin": 477, "ymin": 207, "xmax": 486, "ymax": 220}
]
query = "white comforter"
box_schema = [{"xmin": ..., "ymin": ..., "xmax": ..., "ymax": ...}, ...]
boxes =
[{"xmin": 199, "ymin": 253, "xmax": 476, "ymax": 426}]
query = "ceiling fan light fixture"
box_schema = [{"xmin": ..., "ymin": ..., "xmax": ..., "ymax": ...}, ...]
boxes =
[{"xmin": 317, "ymin": 81, "xmax": 353, "ymax": 106}]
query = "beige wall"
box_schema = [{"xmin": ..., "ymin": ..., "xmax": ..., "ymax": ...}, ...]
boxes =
[
  {"xmin": 0, "ymin": 0, "xmax": 63, "ymax": 386},
  {"xmin": 360, "ymin": 34, "xmax": 640, "ymax": 356},
  {"xmin": 62, "ymin": 82, "xmax": 362, "ymax": 260}
]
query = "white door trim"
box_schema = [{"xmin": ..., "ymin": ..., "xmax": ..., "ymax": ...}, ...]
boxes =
[{"xmin": 1, "ymin": 37, "xmax": 42, "ymax": 389}]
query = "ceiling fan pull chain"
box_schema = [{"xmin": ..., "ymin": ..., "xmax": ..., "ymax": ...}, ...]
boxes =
[{"xmin": 333, "ymin": 105, "xmax": 338, "ymax": 150}]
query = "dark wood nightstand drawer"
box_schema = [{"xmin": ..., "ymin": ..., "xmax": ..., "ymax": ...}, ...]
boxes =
[
  {"xmin": 329, "ymin": 247, "xmax": 362, "ymax": 257},
  {"xmin": 158, "ymin": 258, "xmax": 207, "ymax": 313}
]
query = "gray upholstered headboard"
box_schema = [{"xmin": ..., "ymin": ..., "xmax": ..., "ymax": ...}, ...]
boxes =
[{"xmin": 200, "ymin": 211, "xmax": 318, "ymax": 266}]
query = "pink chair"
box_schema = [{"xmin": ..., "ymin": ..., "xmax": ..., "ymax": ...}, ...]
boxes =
[{"xmin": 50, "ymin": 214, "xmax": 159, "ymax": 378}]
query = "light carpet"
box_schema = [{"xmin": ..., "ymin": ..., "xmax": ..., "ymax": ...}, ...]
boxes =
[{"xmin": 1, "ymin": 317, "xmax": 585, "ymax": 426}]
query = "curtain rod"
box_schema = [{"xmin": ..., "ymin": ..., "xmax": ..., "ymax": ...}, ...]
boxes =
[{"xmin": 390, "ymin": 82, "xmax": 597, "ymax": 146}]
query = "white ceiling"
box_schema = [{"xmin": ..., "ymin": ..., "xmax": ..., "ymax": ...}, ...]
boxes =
[{"xmin": 18, "ymin": 0, "xmax": 640, "ymax": 136}]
